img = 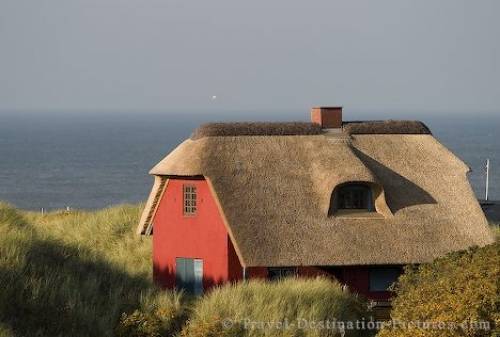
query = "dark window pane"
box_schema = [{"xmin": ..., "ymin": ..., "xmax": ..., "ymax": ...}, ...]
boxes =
[
  {"xmin": 369, "ymin": 268, "xmax": 401, "ymax": 291},
  {"xmin": 337, "ymin": 184, "xmax": 374, "ymax": 211},
  {"xmin": 268, "ymin": 267, "xmax": 297, "ymax": 280}
]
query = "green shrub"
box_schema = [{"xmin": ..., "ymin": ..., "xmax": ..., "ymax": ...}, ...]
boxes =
[
  {"xmin": 115, "ymin": 290, "xmax": 189, "ymax": 337},
  {"xmin": 181, "ymin": 277, "xmax": 370, "ymax": 337},
  {"xmin": 116, "ymin": 311, "xmax": 164, "ymax": 337},
  {"xmin": 377, "ymin": 242, "xmax": 500, "ymax": 337}
]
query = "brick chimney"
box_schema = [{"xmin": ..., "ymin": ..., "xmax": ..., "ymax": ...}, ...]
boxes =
[{"xmin": 311, "ymin": 107, "xmax": 342, "ymax": 129}]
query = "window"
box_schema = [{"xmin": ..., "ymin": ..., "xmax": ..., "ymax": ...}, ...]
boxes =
[
  {"xmin": 268, "ymin": 267, "xmax": 298, "ymax": 280},
  {"xmin": 369, "ymin": 268, "xmax": 401, "ymax": 292},
  {"xmin": 337, "ymin": 184, "xmax": 374, "ymax": 211},
  {"xmin": 183, "ymin": 185, "xmax": 197, "ymax": 215},
  {"xmin": 175, "ymin": 258, "xmax": 203, "ymax": 295}
]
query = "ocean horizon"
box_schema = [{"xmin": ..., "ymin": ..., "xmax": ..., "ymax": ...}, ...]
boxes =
[{"xmin": 1, "ymin": 112, "xmax": 498, "ymax": 210}]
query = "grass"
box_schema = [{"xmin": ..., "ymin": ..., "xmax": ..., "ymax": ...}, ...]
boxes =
[
  {"xmin": 0, "ymin": 202, "xmax": 187, "ymax": 337},
  {"xmin": 182, "ymin": 277, "xmax": 371, "ymax": 337},
  {"xmin": 489, "ymin": 221, "xmax": 500, "ymax": 241}
]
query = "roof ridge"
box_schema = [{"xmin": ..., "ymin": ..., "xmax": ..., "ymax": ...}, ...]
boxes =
[
  {"xmin": 343, "ymin": 120, "xmax": 431, "ymax": 135},
  {"xmin": 190, "ymin": 120, "xmax": 431, "ymax": 139}
]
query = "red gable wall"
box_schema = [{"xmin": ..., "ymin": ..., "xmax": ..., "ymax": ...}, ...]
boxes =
[{"xmin": 152, "ymin": 178, "xmax": 242, "ymax": 289}]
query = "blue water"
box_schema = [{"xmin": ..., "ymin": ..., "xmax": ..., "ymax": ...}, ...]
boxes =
[{"xmin": 0, "ymin": 112, "xmax": 498, "ymax": 210}]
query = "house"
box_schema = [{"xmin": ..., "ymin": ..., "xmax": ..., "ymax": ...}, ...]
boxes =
[{"xmin": 136, "ymin": 107, "xmax": 494, "ymax": 301}]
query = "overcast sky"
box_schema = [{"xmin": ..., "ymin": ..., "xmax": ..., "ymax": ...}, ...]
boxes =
[{"xmin": 1, "ymin": 0, "xmax": 499, "ymax": 115}]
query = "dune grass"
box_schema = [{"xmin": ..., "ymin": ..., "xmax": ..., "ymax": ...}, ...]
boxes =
[
  {"xmin": 182, "ymin": 277, "xmax": 370, "ymax": 337},
  {"xmin": 489, "ymin": 221, "xmax": 500, "ymax": 241},
  {"xmin": 0, "ymin": 202, "xmax": 187, "ymax": 337}
]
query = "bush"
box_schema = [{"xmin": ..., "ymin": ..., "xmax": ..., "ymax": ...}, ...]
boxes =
[
  {"xmin": 115, "ymin": 291, "xmax": 189, "ymax": 337},
  {"xmin": 116, "ymin": 311, "xmax": 164, "ymax": 337},
  {"xmin": 377, "ymin": 243, "xmax": 500, "ymax": 337},
  {"xmin": 181, "ymin": 277, "xmax": 370, "ymax": 337}
]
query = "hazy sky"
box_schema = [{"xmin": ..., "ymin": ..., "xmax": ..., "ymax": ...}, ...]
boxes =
[{"xmin": 1, "ymin": 0, "xmax": 499, "ymax": 115}]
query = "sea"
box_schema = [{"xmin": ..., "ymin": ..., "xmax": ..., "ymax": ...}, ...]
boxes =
[{"xmin": 0, "ymin": 111, "xmax": 499, "ymax": 210}]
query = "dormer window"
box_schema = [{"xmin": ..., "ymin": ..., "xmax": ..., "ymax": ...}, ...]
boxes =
[
  {"xmin": 330, "ymin": 183, "xmax": 377, "ymax": 216},
  {"xmin": 338, "ymin": 184, "xmax": 374, "ymax": 211}
]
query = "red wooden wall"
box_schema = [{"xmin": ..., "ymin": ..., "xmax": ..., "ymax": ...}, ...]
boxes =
[{"xmin": 152, "ymin": 178, "xmax": 241, "ymax": 289}]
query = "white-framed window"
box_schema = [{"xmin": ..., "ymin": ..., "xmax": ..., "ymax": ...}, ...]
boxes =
[{"xmin": 183, "ymin": 185, "xmax": 197, "ymax": 215}]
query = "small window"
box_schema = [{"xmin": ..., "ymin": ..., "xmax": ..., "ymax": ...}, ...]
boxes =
[
  {"xmin": 268, "ymin": 267, "xmax": 297, "ymax": 280},
  {"xmin": 337, "ymin": 184, "xmax": 374, "ymax": 211},
  {"xmin": 183, "ymin": 185, "xmax": 197, "ymax": 215},
  {"xmin": 369, "ymin": 268, "xmax": 401, "ymax": 292}
]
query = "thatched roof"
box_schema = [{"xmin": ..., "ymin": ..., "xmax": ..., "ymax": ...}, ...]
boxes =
[{"xmin": 139, "ymin": 122, "xmax": 494, "ymax": 267}]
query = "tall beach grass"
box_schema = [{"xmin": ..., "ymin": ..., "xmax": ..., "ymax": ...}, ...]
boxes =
[
  {"xmin": 0, "ymin": 202, "xmax": 186, "ymax": 337},
  {"xmin": 182, "ymin": 277, "xmax": 371, "ymax": 337}
]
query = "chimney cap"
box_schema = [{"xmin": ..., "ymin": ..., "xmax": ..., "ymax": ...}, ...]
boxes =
[{"xmin": 311, "ymin": 106, "xmax": 343, "ymax": 109}]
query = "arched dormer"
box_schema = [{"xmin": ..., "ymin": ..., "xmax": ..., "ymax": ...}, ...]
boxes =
[{"xmin": 329, "ymin": 182, "xmax": 392, "ymax": 218}]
